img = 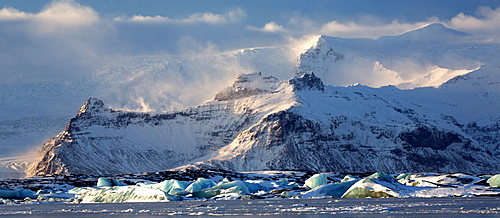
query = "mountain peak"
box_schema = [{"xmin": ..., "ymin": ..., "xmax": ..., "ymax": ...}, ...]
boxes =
[
  {"xmin": 377, "ymin": 23, "xmax": 469, "ymax": 43},
  {"xmin": 214, "ymin": 72, "xmax": 279, "ymax": 101},
  {"xmin": 76, "ymin": 98, "xmax": 105, "ymax": 117},
  {"xmin": 393, "ymin": 23, "xmax": 469, "ymax": 41},
  {"xmin": 288, "ymin": 72, "xmax": 325, "ymax": 91}
]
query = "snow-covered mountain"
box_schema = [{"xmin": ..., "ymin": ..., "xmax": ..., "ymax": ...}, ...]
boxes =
[
  {"xmin": 2, "ymin": 23, "xmax": 499, "ymax": 177},
  {"xmin": 0, "ymin": 46, "xmax": 296, "ymax": 175},
  {"xmin": 297, "ymin": 23, "xmax": 488, "ymax": 89},
  {"xmin": 28, "ymin": 63, "xmax": 499, "ymax": 175}
]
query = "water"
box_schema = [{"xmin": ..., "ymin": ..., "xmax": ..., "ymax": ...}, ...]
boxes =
[{"xmin": 2, "ymin": 197, "xmax": 500, "ymax": 217}]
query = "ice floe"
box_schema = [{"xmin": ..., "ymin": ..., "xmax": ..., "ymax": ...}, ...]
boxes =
[{"xmin": 1, "ymin": 171, "xmax": 500, "ymax": 204}]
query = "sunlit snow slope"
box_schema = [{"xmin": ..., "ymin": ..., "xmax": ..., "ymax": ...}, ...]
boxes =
[
  {"xmin": 28, "ymin": 67, "xmax": 499, "ymax": 175},
  {"xmin": 298, "ymin": 24, "xmax": 485, "ymax": 88}
]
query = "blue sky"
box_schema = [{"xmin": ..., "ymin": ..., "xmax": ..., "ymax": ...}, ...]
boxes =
[{"xmin": 0, "ymin": 0, "xmax": 499, "ymax": 82}]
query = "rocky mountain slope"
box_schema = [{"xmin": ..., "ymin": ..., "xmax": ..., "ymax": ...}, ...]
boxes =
[{"xmin": 28, "ymin": 65, "xmax": 500, "ymax": 175}]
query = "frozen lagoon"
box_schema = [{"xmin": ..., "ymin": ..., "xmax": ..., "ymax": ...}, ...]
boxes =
[{"xmin": 1, "ymin": 197, "xmax": 500, "ymax": 217}]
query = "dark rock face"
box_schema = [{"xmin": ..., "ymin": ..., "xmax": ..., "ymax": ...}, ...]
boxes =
[
  {"xmin": 399, "ymin": 126, "xmax": 464, "ymax": 150},
  {"xmin": 288, "ymin": 72, "xmax": 325, "ymax": 91},
  {"xmin": 204, "ymin": 108, "xmax": 498, "ymax": 174}
]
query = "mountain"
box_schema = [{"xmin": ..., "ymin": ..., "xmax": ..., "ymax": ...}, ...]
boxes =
[
  {"xmin": 2, "ymin": 23, "xmax": 499, "ymax": 177},
  {"xmin": 379, "ymin": 23, "xmax": 470, "ymax": 43},
  {"xmin": 27, "ymin": 65, "xmax": 500, "ymax": 175},
  {"xmin": 297, "ymin": 23, "xmax": 487, "ymax": 89},
  {"xmin": 0, "ymin": 46, "xmax": 296, "ymax": 177}
]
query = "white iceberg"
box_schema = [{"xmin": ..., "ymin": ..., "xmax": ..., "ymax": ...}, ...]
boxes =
[{"xmin": 77, "ymin": 186, "xmax": 180, "ymax": 203}]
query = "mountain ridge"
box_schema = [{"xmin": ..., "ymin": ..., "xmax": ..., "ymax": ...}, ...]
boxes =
[{"xmin": 27, "ymin": 67, "xmax": 500, "ymax": 176}]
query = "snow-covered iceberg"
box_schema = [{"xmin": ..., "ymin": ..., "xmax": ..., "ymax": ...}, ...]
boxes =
[{"xmin": 75, "ymin": 186, "xmax": 180, "ymax": 203}]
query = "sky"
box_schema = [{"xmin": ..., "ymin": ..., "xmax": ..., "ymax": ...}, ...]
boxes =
[{"xmin": 0, "ymin": 0, "xmax": 499, "ymax": 83}]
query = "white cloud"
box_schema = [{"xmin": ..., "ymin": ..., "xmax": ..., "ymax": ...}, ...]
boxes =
[
  {"xmin": 446, "ymin": 6, "xmax": 500, "ymax": 40},
  {"xmin": 248, "ymin": 21, "xmax": 286, "ymax": 32},
  {"xmin": 283, "ymin": 6, "xmax": 500, "ymax": 41},
  {"xmin": 129, "ymin": 15, "xmax": 169, "ymax": 22},
  {"xmin": 36, "ymin": 0, "xmax": 99, "ymax": 27},
  {"xmin": 0, "ymin": 0, "xmax": 114, "ymax": 82},
  {"xmin": 0, "ymin": 7, "xmax": 31, "ymax": 20},
  {"xmin": 126, "ymin": 8, "xmax": 245, "ymax": 24},
  {"xmin": 0, "ymin": 0, "xmax": 99, "ymax": 33},
  {"xmin": 319, "ymin": 20, "xmax": 432, "ymax": 39}
]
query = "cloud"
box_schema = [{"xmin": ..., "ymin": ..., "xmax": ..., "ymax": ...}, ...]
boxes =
[
  {"xmin": 0, "ymin": 7, "xmax": 31, "ymax": 20},
  {"xmin": 0, "ymin": 0, "xmax": 100, "ymax": 33},
  {"xmin": 124, "ymin": 8, "xmax": 245, "ymax": 24},
  {"xmin": 0, "ymin": 0, "xmax": 116, "ymax": 82},
  {"xmin": 319, "ymin": 20, "xmax": 430, "ymax": 39},
  {"xmin": 446, "ymin": 6, "xmax": 500, "ymax": 40},
  {"xmin": 282, "ymin": 6, "xmax": 500, "ymax": 41},
  {"xmin": 248, "ymin": 21, "xmax": 286, "ymax": 32},
  {"xmin": 285, "ymin": 34, "xmax": 321, "ymax": 57}
]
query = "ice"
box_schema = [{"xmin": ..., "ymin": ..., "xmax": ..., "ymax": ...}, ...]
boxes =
[
  {"xmin": 277, "ymin": 178, "xmax": 290, "ymax": 184},
  {"xmin": 341, "ymin": 175, "xmax": 359, "ymax": 182},
  {"xmin": 6, "ymin": 171, "xmax": 500, "ymax": 204},
  {"xmin": 304, "ymin": 173, "xmax": 328, "ymax": 189},
  {"xmin": 138, "ymin": 179, "xmax": 189, "ymax": 195},
  {"xmin": 78, "ymin": 186, "xmax": 180, "ymax": 203},
  {"xmin": 96, "ymin": 177, "xmax": 126, "ymax": 187},
  {"xmin": 487, "ymin": 174, "xmax": 500, "ymax": 187},
  {"xmin": 396, "ymin": 173, "xmax": 411, "ymax": 180},
  {"xmin": 398, "ymin": 173, "xmax": 482, "ymax": 187},
  {"xmin": 185, "ymin": 178, "xmax": 216, "ymax": 192},
  {"xmin": 0, "ymin": 187, "xmax": 21, "ymax": 198},
  {"xmin": 302, "ymin": 180, "xmax": 358, "ymax": 198},
  {"xmin": 0, "ymin": 187, "xmax": 34, "ymax": 199},
  {"xmin": 341, "ymin": 172, "xmax": 412, "ymax": 198},
  {"xmin": 193, "ymin": 181, "xmax": 250, "ymax": 198},
  {"xmin": 97, "ymin": 177, "xmax": 113, "ymax": 187},
  {"xmin": 218, "ymin": 178, "xmax": 232, "ymax": 185},
  {"xmin": 280, "ymin": 191, "xmax": 292, "ymax": 198}
]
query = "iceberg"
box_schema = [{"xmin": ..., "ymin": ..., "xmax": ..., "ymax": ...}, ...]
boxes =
[
  {"xmin": 97, "ymin": 177, "xmax": 113, "ymax": 187},
  {"xmin": 341, "ymin": 172, "xmax": 410, "ymax": 198},
  {"xmin": 193, "ymin": 181, "xmax": 250, "ymax": 198},
  {"xmin": 487, "ymin": 174, "xmax": 500, "ymax": 187},
  {"xmin": 78, "ymin": 186, "xmax": 180, "ymax": 203},
  {"xmin": 96, "ymin": 177, "xmax": 126, "ymax": 187},
  {"xmin": 0, "ymin": 187, "xmax": 35, "ymax": 199},
  {"xmin": 138, "ymin": 179, "xmax": 189, "ymax": 195},
  {"xmin": 302, "ymin": 180, "xmax": 358, "ymax": 198},
  {"xmin": 304, "ymin": 173, "xmax": 328, "ymax": 189},
  {"xmin": 0, "ymin": 187, "xmax": 20, "ymax": 199},
  {"xmin": 185, "ymin": 178, "xmax": 216, "ymax": 193},
  {"xmin": 396, "ymin": 173, "xmax": 412, "ymax": 180}
]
